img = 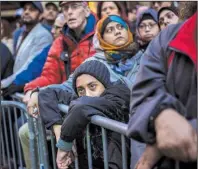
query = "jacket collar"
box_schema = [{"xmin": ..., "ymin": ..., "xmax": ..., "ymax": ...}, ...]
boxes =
[{"xmin": 169, "ymin": 13, "xmax": 197, "ymax": 67}]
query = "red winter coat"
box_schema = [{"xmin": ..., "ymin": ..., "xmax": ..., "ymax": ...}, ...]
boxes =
[{"xmin": 24, "ymin": 13, "xmax": 97, "ymax": 92}]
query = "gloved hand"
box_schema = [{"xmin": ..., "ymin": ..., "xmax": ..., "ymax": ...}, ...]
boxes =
[{"xmin": 2, "ymin": 83, "xmax": 24, "ymax": 97}]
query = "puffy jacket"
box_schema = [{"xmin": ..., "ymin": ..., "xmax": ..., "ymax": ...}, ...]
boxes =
[{"xmin": 24, "ymin": 13, "xmax": 97, "ymax": 92}]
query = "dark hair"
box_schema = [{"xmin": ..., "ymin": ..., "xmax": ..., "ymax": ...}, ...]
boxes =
[
  {"xmin": 1, "ymin": 19, "xmax": 12, "ymax": 39},
  {"xmin": 97, "ymin": 1, "xmax": 127, "ymax": 20}
]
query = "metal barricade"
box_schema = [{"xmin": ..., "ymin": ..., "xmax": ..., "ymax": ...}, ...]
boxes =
[
  {"xmin": 9, "ymin": 93, "xmax": 130, "ymax": 169},
  {"xmin": 58, "ymin": 104, "xmax": 129, "ymax": 169},
  {"xmin": 0, "ymin": 101, "xmax": 28, "ymax": 169}
]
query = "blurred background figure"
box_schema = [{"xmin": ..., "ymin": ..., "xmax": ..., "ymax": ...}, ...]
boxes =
[
  {"xmin": 1, "ymin": 19, "xmax": 14, "ymax": 54},
  {"xmin": 128, "ymin": 7, "xmax": 137, "ymax": 23},
  {"xmin": 15, "ymin": 8, "xmax": 24, "ymax": 29},
  {"xmin": 158, "ymin": 6, "xmax": 179, "ymax": 30},
  {"xmin": 151, "ymin": 1, "xmax": 172, "ymax": 11},
  {"xmin": 41, "ymin": 2, "xmax": 59, "ymax": 32},
  {"xmin": 136, "ymin": 6, "xmax": 149, "ymax": 18},
  {"xmin": 97, "ymin": 1, "xmax": 127, "ymax": 19},
  {"xmin": 178, "ymin": 1, "xmax": 197, "ymax": 20},
  {"xmin": 51, "ymin": 13, "xmax": 65, "ymax": 39}
]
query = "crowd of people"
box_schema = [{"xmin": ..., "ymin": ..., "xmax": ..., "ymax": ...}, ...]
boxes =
[{"xmin": 1, "ymin": 1, "xmax": 197, "ymax": 169}]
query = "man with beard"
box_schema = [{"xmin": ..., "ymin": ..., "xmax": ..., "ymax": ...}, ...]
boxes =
[
  {"xmin": 1, "ymin": 2, "xmax": 53, "ymax": 98},
  {"xmin": 127, "ymin": 2, "xmax": 197, "ymax": 169},
  {"xmin": 42, "ymin": 2, "xmax": 59, "ymax": 32}
]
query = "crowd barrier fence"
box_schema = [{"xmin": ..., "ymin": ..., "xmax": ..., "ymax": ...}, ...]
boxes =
[{"xmin": 1, "ymin": 93, "xmax": 129, "ymax": 169}]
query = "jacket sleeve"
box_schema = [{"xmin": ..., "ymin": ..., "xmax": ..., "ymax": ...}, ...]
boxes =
[
  {"xmin": 58, "ymin": 82, "xmax": 130, "ymax": 150},
  {"xmin": 14, "ymin": 44, "xmax": 51, "ymax": 85},
  {"xmin": 127, "ymin": 26, "xmax": 187, "ymax": 144},
  {"xmin": 24, "ymin": 38, "xmax": 66, "ymax": 92},
  {"xmin": 1, "ymin": 34, "xmax": 53, "ymax": 88},
  {"xmin": 38, "ymin": 87, "xmax": 77, "ymax": 129}
]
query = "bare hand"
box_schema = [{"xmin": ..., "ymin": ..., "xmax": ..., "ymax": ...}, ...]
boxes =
[
  {"xmin": 135, "ymin": 144, "xmax": 162, "ymax": 169},
  {"xmin": 23, "ymin": 90, "xmax": 32, "ymax": 104},
  {"xmin": 56, "ymin": 149, "xmax": 73, "ymax": 169},
  {"xmin": 27, "ymin": 92, "xmax": 39, "ymax": 118},
  {"xmin": 155, "ymin": 109, "xmax": 197, "ymax": 162}
]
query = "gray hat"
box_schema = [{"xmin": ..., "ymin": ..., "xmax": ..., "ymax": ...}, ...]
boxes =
[{"xmin": 72, "ymin": 60, "xmax": 111, "ymax": 95}]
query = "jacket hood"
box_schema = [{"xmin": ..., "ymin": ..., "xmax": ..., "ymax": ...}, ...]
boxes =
[
  {"xmin": 136, "ymin": 8, "xmax": 158, "ymax": 28},
  {"xmin": 62, "ymin": 12, "xmax": 97, "ymax": 41}
]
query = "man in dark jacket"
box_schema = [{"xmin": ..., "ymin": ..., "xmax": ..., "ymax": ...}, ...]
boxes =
[
  {"xmin": 127, "ymin": 12, "xmax": 197, "ymax": 169},
  {"xmin": 0, "ymin": 42, "xmax": 14, "ymax": 80}
]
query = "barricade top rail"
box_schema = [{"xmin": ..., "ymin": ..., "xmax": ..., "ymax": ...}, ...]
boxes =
[
  {"xmin": 12, "ymin": 93, "xmax": 128, "ymax": 135},
  {"xmin": 58, "ymin": 104, "xmax": 128, "ymax": 136},
  {"xmin": 11, "ymin": 93, "xmax": 25, "ymax": 100},
  {"xmin": 1, "ymin": 100, "xmax": 27, "ymax": 112}
]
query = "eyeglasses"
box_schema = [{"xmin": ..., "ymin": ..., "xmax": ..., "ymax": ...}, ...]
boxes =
[
  {"xmin": 138, "ymin": 23, "xmax": 157, "ymax": 31},
  {"xmin": 62, "ymin": 3, "xmax": 82, "ymax": 12}
]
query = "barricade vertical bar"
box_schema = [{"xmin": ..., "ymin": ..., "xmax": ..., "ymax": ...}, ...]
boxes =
[
  {"xmin": 14, "ymin": 107, "xmax": 23, "ymax": 167},
  {"xmin": 8, "ymin": 107, "xmax": 17, "ymax": 169},
  {"xmin": 2, "ymin": 107, "xmax": 11, "ymax": 169},
  {"xmin": 38, "ymin": 116, "xmax": 50, "ymax": 169},
  {"xmin": 86, "ymin": 124, "xmax": 93, "ymax": 169},
  {"xmin": 74, "ymin": 140, "xmax": 79, "ymax": 169},
  {"xmin": 0, "ymin": 107, "xmax": 2, "ymax": 167},
  {"xmin": 28, "ymin": 116, "xmax": 38, "ymax": 169},
  {"xmin": 37, "ymin": 117, "xmax": 44, "ymax": 168},
  {"xmin": 50, "ymin": 131, "xmax": 58, "ymax": 169},
  {"xmin": 1, "ymin": 127, "xmax": 6, "ymax": 165},
  {"xmin": 102, "ymin": 127, "xmax": 108, "ymax": 169},
  {"xmin": 121, "ymin": 135, "xmax": 127, "ymax": 169},
  {"xmin": 21, "ymin": 109, "xmax": 25, "ymax": 125}
]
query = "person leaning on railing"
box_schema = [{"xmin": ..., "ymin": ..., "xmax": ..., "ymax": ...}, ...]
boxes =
[
  {"xmin": 53, "ymin": 60, "xmax": 131, "ymax": 169},
  {"xmin": 20, "ymin": 15, "xmax": 146, "ymax": 169}
]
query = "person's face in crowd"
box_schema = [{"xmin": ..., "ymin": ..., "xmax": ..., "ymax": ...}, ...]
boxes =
[
  {"xmin": 101, "ymin": 2, "xmax": 121, "ymax": 18},
  {"xmin": 43, "ymin": 4, "xmax": 58, "ymax": 22},
  {"xmin": 103, "ymin": 21, "xmax": 129, "ymax": 47},
  {"xmin": 22, "ymin": 3, "xmax": 40, "ymax": 25},
  {"xmin": 62, "ymin": 2, "xmax": 90, "ymax": 31},
  {"xmin": 138, "ymin": 19, "xmax": 160, "ymax": 42},
  {"xmin": 51, "ymin": 18, "xmax": 64, "ymax": 39},
  {"xmin": 128, "ymin": 9, "xmax": 137, "ymax": 22},
  {"xmin": 76, "ymin": 74, "xmax": 105, "ymax": 97},
  {"xmin": 159, "ymin": 10, "xmax": 179, "ymax": 30},
  {"xmin": 152, "ymin": 2, "xmax": 172, "ymax": 11}
]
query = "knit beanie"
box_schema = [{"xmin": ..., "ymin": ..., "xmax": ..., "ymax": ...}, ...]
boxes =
[
  {"xmin": 158, "ymin": 6, "xmax": 179, "ymax": 20},
  {"xmin": 72, "ymin": 60, "xmax": 111, "ymax": 95}
]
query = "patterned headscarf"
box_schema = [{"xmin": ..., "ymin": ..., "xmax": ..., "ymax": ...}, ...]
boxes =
[{"xmin": 96, "ymin": 15, "xmax": 135, "ymax": 63}]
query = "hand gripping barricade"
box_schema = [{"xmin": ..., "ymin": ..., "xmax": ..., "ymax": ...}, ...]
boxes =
[{"xmin": 2, "ymin": 93, "xmax": 129, "ymax": 169}]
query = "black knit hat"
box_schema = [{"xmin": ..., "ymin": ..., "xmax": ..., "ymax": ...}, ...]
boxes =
[
  {"xmin": 72, "ymin": 60, "xmax": 111, "ymax": 95},
  {"xmin": 158, "ymin": 6, "xmax": 178, "ymax": 20}
]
